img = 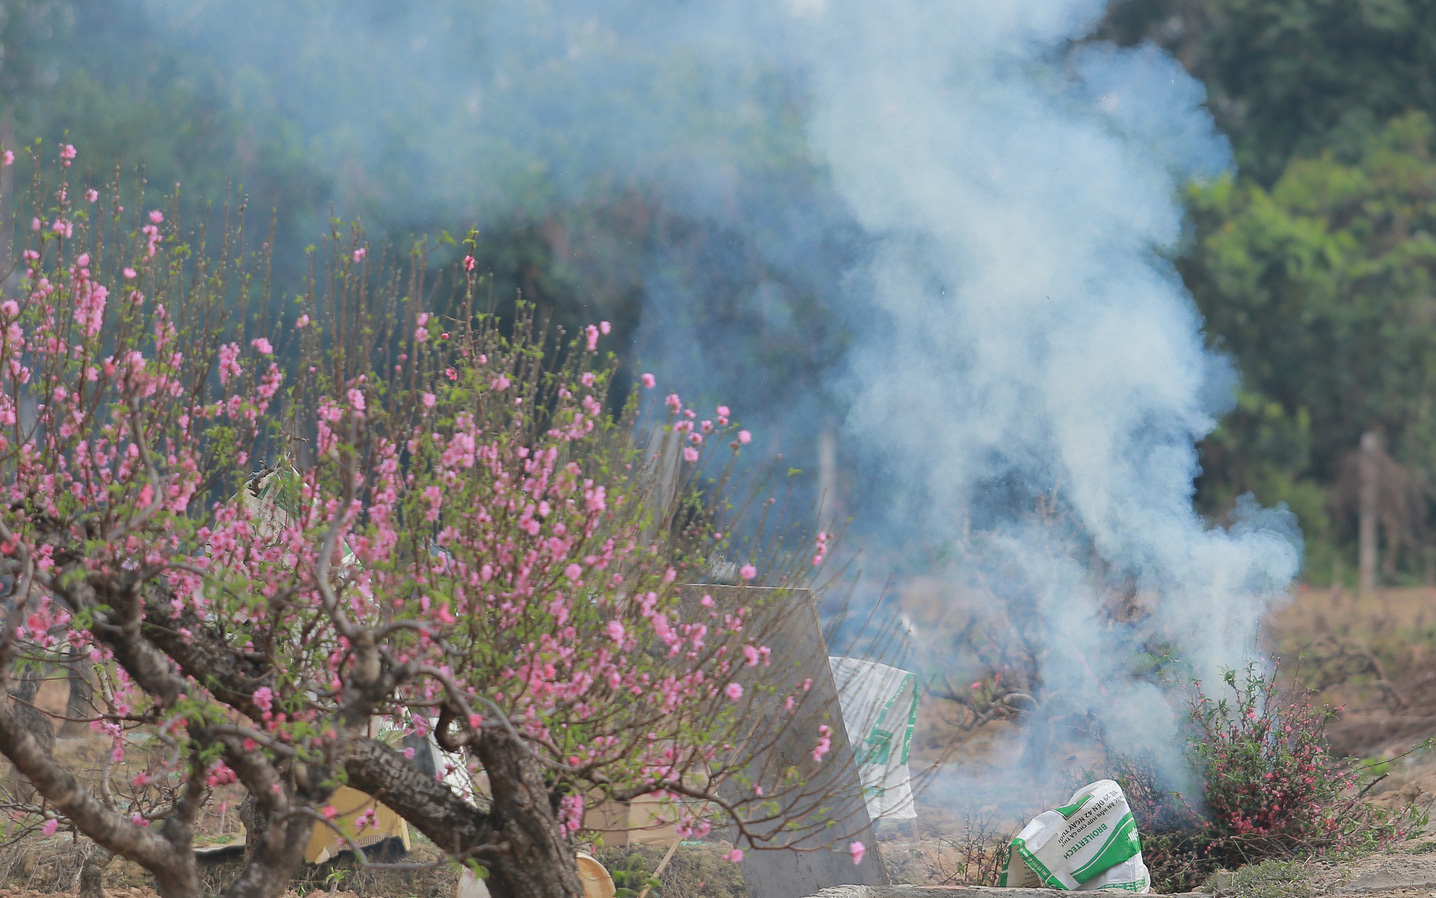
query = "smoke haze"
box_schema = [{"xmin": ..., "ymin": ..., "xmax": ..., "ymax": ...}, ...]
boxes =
[
  {"xmin": 798, "ymin": 2, "xmax": 1301, "ymax": 781},
  {"xmin": 46, "ymin": 0, "xmax": 1302, "ymax": 798}
]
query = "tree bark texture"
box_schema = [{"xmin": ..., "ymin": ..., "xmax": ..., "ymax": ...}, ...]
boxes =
[
  {"xmin": 0, "ymin": 696, "xmax": 203, "ymax": 897},
  {"xmin": 3, "ymin": 542, "xmax": 581, "ymax": 898},
  {"xmin": 474, "ymin": 729, "xmax": 584, "ymax": 898}
]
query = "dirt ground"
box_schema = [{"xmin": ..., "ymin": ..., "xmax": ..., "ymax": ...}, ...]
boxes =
[
  {"xmin": 872, "ymin": 585, "xmax": 1436, "ymax": 897},
  {"xmin": 8, "ymin": 585, "xmax": 1436, "ymax": 897},
  {"xmin": 1272, "ymin": 587, "xmax": 1436, "ymax": 808}
]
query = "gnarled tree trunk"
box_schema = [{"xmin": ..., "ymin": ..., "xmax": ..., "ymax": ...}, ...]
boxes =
[{"xmin": 474, "ymin": 729, "xmax": 583, "ymax": 898}]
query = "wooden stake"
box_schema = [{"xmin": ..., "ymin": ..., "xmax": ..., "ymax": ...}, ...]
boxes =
[{"xmin": 635, "ymin": 836, "xmax": 682, "ymax": 898}]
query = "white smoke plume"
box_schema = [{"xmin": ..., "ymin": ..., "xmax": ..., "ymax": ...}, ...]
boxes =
[
  {"xmin": 60, "ymin": 0, "xmax": 1301, "ymax": 797},
  {"xmin": 794, "ymin": 0, "xmax": 1301, "ymax": 780}
]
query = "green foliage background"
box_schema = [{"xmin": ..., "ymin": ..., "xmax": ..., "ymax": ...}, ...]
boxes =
[
  {"xmin": 10, "ymin": 0, "xmax": 1436, "ymax": 585},
  {"xmin": 1101, "ymin": 0, "xmax": 1436, "ymax": 584}
]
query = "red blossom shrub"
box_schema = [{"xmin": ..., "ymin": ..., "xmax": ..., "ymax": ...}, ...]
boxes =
[{"xmin": 1115, "ymin": 666, "xmax": 1414, "ymax": 892}]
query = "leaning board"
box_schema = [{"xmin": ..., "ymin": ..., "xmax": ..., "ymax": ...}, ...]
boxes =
[{"xmin": 680, "ymin": 585, "xmax": 888, "ymax": 898}]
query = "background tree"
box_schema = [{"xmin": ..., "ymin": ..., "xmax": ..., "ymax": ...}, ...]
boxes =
[
  {"xmin": 0, "ymin": 147, "xmax": 853, "ymax": 898},
  {"xmin": 1100, "ymin": 0, "xmax": 1436, "ymax": 186},
  {"xmin": 1180, "ymin": 113, "xmax": 1436, "ymax": 580},
  {"xmin": 17, "ymin": 0, "xmax": 1436, "ymax": 584},
  {"xmin": 1097, "ymin": 0, "xmax": 1436, "ymax": 582}
]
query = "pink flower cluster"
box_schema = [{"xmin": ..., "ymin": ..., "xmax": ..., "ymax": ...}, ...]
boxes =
[
  {"xmin": 812, "ymin": 724, "xmax": 832, "ymax": 763},
  {"xmin": 1, "ymin": 176, "xmax": 809, "ymax": 863}
]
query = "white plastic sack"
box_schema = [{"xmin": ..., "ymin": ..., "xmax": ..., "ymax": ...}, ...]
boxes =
[
  {"xmin": 828, "ymin": 657, "xmax": 919, "ymax": 821},
  {"xmin": 1002, "ymin": 779, "xmax": 1151, "ymax": 893},
  {"xmin": 237, "ymin": 464, "xmax": 360, "ymax": 569}
]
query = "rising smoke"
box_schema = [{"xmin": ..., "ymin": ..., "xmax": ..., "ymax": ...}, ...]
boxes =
[
  {"xmin": 48, "ymin": 0, "xmax": 1301, "ymax": 796},
  {"xmin": 793, "ymin": 1, "xmax": 1302, "ymax": 789}
]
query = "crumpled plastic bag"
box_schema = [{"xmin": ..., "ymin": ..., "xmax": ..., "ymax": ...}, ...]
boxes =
[
  {"xmin": 828, "ymin": 656, "xmax": 919, "ymax": 820},
  {"xmin": 1002, "ymin": 779, "xmax": 1151, "ymax": 892}
]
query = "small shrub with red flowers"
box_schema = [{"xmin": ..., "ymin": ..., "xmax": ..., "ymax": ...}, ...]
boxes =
[{"xmin": 1114, "ymin": 666, "xmax": 1417, "ymax": 892}]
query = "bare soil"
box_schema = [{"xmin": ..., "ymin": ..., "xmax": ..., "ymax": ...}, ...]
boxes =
[{"xmin": 8, "ymin": 585, "xmax": 1436, "ymax": 897}]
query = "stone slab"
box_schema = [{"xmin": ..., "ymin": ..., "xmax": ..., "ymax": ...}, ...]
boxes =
[
  {"xmin": 808, "ymin": 888, "xmax": 1215, "ymax": 898},
  {"xmin": 683, "ymin": 585, "xmax": 888, "ymax": 898}
]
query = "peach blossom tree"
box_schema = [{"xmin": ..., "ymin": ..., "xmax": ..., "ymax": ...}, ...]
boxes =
[{"xmin": 0, "ymin": 145, "xmax": 837, "ymax": 898}]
